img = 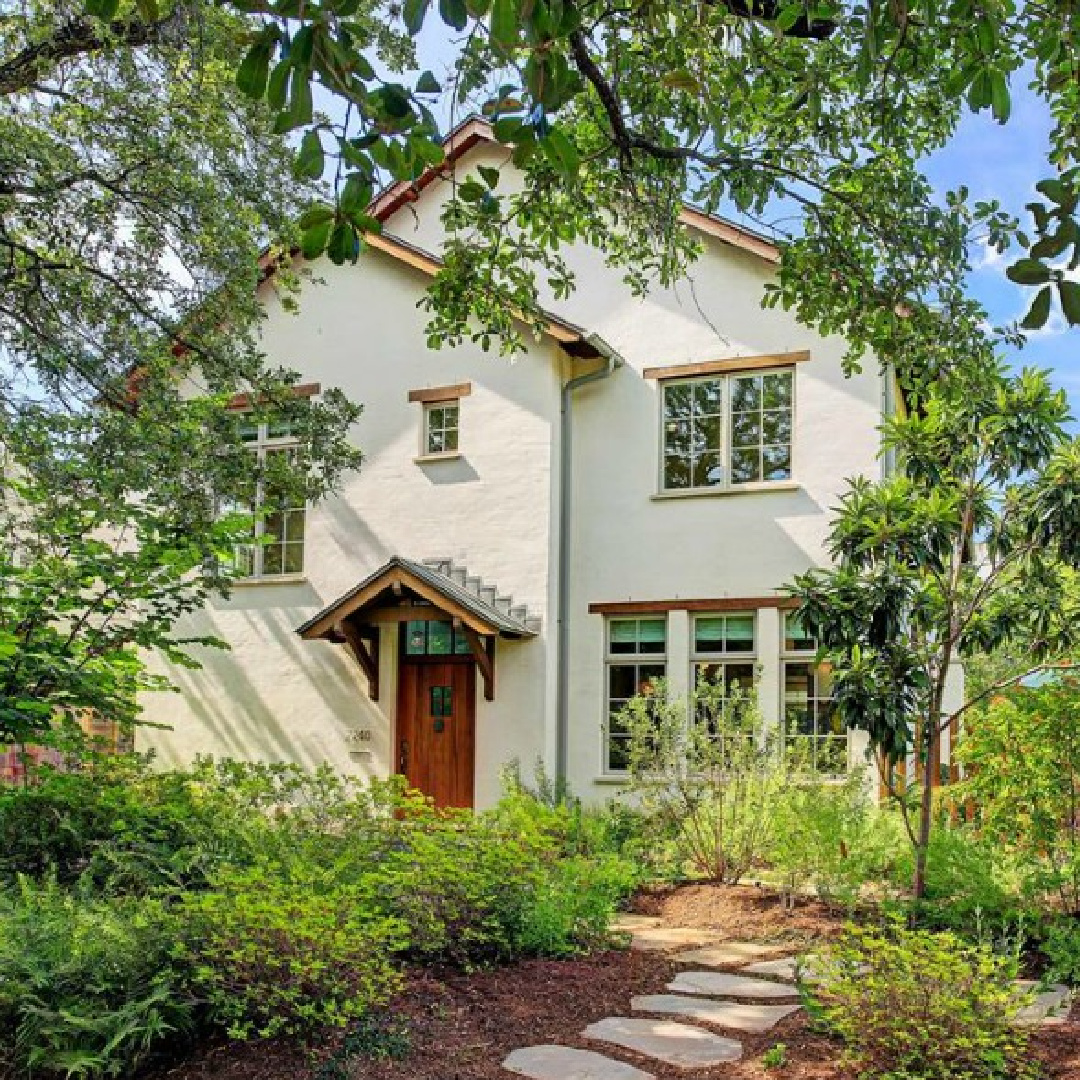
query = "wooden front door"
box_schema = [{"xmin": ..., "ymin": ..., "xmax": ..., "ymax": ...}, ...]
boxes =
[{"xmin": 396, "ymin": 660, "xmax": 476, "ymax": 808}]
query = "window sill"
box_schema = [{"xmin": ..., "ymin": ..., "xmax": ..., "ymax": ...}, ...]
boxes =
[
  {"xmin": 230, "ymin": 574, "xmax": 308, "ymax": 588},
  {"xmin": 414, "ymin": 451, "xmax": 463, "ymax": 464},
  {"xmin": 594, "ymin": 774, "xmax": 631, "ymax": 785},
  {"xmin": 651, "ymin": 481, "xmax": 800, "ymax": 501}
]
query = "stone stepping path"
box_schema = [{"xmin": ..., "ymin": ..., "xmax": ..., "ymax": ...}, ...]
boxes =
[
  {"xmin": 631, "ymin": 994, "xmax": 802, "ymax": 1033},
  {"xmin": 740, "ymin": 956, "xmax": 799, "ymax": 980},
  {"xmin": 1015, "ymin": 982, "xmax": 1073, "ymax": 1025},
  {"xmin": 673, "ymin": 942, "xmax": 791, "ymax": 966},
  {"xmin": 630, "ymin": 927, "xmax": 724, "ymax": 952},
  {"xmin": 668, "ymin": 971, "xmax": 801, "ymax": 1000},
  {"xmin": 503, "ymin": 1045, "xmax": 654, "ymax": 1080},
  {"xmin": 611, "ymin": 914, "xmax": 664, "ymax": 933},
  {"xmin": 583, "ymin": 1017, "xmax": 743, "ymax": 1068}
]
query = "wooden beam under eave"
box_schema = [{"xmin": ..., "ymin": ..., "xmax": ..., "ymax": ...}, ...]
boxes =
[
  {"xmin": 460, "ymin": 624, "xmax": 495, "ymax": 701},
  {"xmin": 339, "ymin": 621, "xmax": 380, "ymax": 701}
]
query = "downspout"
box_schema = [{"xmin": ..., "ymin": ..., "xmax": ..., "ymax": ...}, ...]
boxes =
[{"xmin": 556, "ymin": 333, "xmax": 624, "ymax": 791}]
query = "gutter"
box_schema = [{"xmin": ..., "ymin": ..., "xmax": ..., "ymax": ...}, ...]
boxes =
[{"xmin": 555, "ymin": 333, "xmax": 624, "ymax": 791}]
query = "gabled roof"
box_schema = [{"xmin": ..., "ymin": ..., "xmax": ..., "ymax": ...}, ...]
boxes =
[
  {"xmin": 296, "ymin": 556, "xmax": 539, "ymax": 641},
  {"xmin": 369, "ymin": 117, "xmax": 782, "ymax": 266}
]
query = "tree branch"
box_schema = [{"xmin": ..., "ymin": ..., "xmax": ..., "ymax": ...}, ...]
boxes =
[{"xmin": 0, "ymin": 8, "xmax": 189, "ymax": 97}]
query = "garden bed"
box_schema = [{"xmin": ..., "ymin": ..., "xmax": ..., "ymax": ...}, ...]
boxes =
[{"xmin": 134, "ymin": 883, "xmax": 1080, "ymax": 1080}]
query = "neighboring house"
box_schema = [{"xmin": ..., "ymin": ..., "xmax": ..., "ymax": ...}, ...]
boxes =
[{"xmin": 138, "ymin": 119, "xmax": 947, "ymax": 807}]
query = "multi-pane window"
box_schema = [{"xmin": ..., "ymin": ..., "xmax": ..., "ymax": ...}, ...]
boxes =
[
  {"xmin": 404, "ymin": 619, "xmax": 473, "ymax": 656},
  {"xmin": 782, "ymin": 613, "xmax": 846, "ymax": 775},
  {"xmin": 692, "ymin": 614, "xmax": 758, "ymax": 750},
  {"xmin": 605, "ymin": 617, "xmax": 666, "ymax": 771},
  {"xmin": 662, "ymin": 370, "xmax": 793, "ymax": 491},
  {"xmin": 233, "ymin": 418, "xmax": 306, "ymax": 579},
  {"xmin": 424, "ymin": 402, "xmax": 459, "ymax": 455}
]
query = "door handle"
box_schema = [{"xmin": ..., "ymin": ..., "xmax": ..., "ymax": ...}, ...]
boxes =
[{"xmin": 398, "ymin": 739, "xmax": 408, "ymax": 773}]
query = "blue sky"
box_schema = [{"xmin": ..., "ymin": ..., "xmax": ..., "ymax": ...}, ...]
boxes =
[{"xmin": 919, "ymin": 86, "xmax": 1080, "ymax": 413}]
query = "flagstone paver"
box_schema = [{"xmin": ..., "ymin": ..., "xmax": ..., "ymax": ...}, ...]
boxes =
[
  {"xmin": 632, "ymin": 994, "xmax": 802, "ymax": 1033},
  {"xmin": 583, "ymin": 1017, "xmax": 744, "ymax": 1068},
  {"xmin": 611, "ymin": 914, "xmax": 665, "ymax": 933},
  {"xmin": 739, "ymin": 957, "xmax": 799, "ymax": 980},
  {"xmin": 630, "ymin": 927, "xmax": 725, "ymax": 952},
  {"xmin": 502, "ymin": 1045, "xmax": 654, "ymax": 1080},
  {"xmin": 672, "ymin": 942, "xmax": 792, "ymax": 966},
  {"xmin": 1014, "ymin": 982, "xmax": 1073, "ymax": 1025},
  {"xmin": 667, "ymin": 971, "xmax": 801, "ymax": 1000}
]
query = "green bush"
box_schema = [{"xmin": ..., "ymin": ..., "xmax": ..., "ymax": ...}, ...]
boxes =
[
  {"xmin": 0, "ymin": 877, "xmax": 192, "ymax": 1078},
  {"xmin": 892, "ymin": 822, "xmax": 1027, "ymax": 935},
  {"xmin": 810, "ymin": 923, "xmax": 1037, "ymax": 1080},
  {"xmin": 513, "ymin": 854, "xmax": 640, "ymax": 957},
  {"xmin": 178, "ymin": 865, "xmax": 407, "ymax": 1040},
  {"xmin": 1041, "ymin": 918, "xmax": 1080, "ymax": 985},
  {"xmin": 622, "ymin": 680, "xmax": 791, "ymax": 883},
  {"xmin": 771, "ymin": 771, "xmax": 904, "ymax": 912}
]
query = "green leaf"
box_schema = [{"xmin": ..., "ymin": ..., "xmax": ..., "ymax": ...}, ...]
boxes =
[
  {"xmin": 84, "ymin": 0, "xmax": 120, "ymax": 18},
  {"xmin": 416, "ymin": 71, "xmax": 441, "ymax": 94},
  {"xmin": 490, "ymin": 0, "xmax": 518, "ymax": 49},
  {"xmin": 542, "ymin": 127, "xmax": 580, "ymax": 178},
  {"xmin": 267, "ymin": 59, "xmax": 291, "ymax": 111},
  {"xmin": 403, "ymin": 0, "xmax": 432, "ymax": 33},
  {"xmin": 339, "ymin": 173, "xmax": 372, "ymax": 214},
  {"xmin": 1037, "ymin": 178, "xmax": 1069, "ymax": 205},
  {"xmin": 662, "ymin": 68, "xmax": 699, "ymax": 92},
  {"xmin": 1021, "ymin": 286, "xmax": 1053, "ymax": 330},
  {"xmin": 478, "ymin": 165, "xmax": 500, "ymax": 189},
  {"xmin": 1059, "ymin": 279, "xmax": 1080, "ymax": 325},
  {"xmin": 1032, "ymin": 229, "xmax": 1072, "ymax": 261},
  {"xmin": 134, "ymin": 0, "xmax": 160, "ymax": 19},
  {"xmin": 465, "ymin": 0, "xmax": 491, "ymax": 16},
  {"xmin": 327, "ymin": 221, "xmax": 361, "ymax": 264},
  {"xmin": 301, "ymin": 219, "xmax": 333, "ymax": 260},
  {"xmin": 294, "ymin": 131, "xmax": 325, "ymax": 180},
  {"xmin": 967, "ymin": 69, "xmax": 993, "ymax": 111},
  {"xmin": 989, "ymin": 71, "xmax": 1010, "ymax": 123},
  {"xmin": 298, "ymin": 206, "xmax": 335, "ymax": 230},
  {"xmin": 1006, "ymin": 258, "xmax": 1053, "ymax": 286},
  {"xmin": 439, "ymin": 0, "xmax": 469, "ymax": 30},
  {"xmin": 236, "ymin": 42, "xmax": 272, "ymax": 99},
  {"xmin": 288, "ymin": 66, "xmax": 314, "ymax": 129}
]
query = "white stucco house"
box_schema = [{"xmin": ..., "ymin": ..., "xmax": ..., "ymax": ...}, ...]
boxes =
[{"xmin": 138, "ymin": 119, "xmax": 918, "ymax": 807}]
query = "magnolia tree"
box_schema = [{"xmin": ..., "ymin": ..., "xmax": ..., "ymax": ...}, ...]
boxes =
[{"xmin": 790, "ymin": 362, "xmax": 1080, "ymax": 899}]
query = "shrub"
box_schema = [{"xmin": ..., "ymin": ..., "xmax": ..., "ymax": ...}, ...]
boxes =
[
  {"xmin": 892, "ymin": 820, "xmax": 1027, "ymax": 936},
  {"xmin": 513, "ymin": 853, "xmax": 640, "ymax": 957},
  {"xmin": 178, "ymin": 865, "xmax": 407, "ymax": 1040},
  {"xmin": 1041, "ymin": 918, "xmax": 1080, "ymax": 985},
  {"xmin": 809, "ymin": 923, "xmax": 1037, "ymax": 1080},
  {"xmin": 954, "ymin": 678, "xmax": 1080, "ymax": 914},
  {"xmin": 622, "ymin": 680, "xmax": 793, "ymax": 883},
  {"xmin": 771, "ymin": 772, "xmax": 905, "ymax": 913},
  {"xmin": 0, "ymin": 876, "xmax": 192, "ymax": 1078}
]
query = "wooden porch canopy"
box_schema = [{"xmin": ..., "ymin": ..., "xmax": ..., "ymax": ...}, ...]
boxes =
[{"xmin": 295, "ymin": 557, "xmax": 537, "ymax": 702}]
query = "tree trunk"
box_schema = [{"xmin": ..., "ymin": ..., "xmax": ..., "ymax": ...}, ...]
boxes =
[{"xmin": 912, "ymin": 718, "xmax": 940, "ymax": 900}]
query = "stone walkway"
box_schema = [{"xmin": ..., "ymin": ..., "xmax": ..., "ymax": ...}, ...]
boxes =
[
  {"xmin": 502, "ymin": 923, "xmax": 804, "ymax": 1079},
  {"xmin": 500, "ymin": 916, "xmax": 1076, "ymax": 1080}
]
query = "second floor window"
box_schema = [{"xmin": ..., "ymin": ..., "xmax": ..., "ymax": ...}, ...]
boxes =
[
  {"xmin": 424, "ymin": 401, "xmax": 460, "ymax": 456},
  {"xmin": 662, "ymin": 369, "xmax": 793, "ymax": 491},
  {"xmin": 233, "ymin": 418, "xmax": 306, "ymax": 579}
]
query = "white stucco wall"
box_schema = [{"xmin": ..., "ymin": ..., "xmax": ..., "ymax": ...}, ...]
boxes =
[
  {"xmin": 139, "ymin": 137, "xmax": 886, "ymax": 806},
  {"xmin": 140, "ymin": 247, "xmax": 566, "ymax": 808}
]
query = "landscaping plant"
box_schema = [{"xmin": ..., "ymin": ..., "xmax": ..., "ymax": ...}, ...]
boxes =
[
  {"xmin": 809, "ymin": 922, "xmax": 1037, "ymax": 1080},
  {"xmin": 622, "ymin": 680, "xmax": 792, "ymax": 883},
  {"xmin": 791, "ymin": 362, "xmax": 1080, "ymax": 898}
]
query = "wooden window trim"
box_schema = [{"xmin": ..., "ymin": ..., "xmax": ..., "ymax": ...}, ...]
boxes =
[
  {"xmin": 589, "ymin": 597, "xmax": 798, "ymax": 615},
  {"xmin": 408, "ymin": 382, "xmax": 473, "ymax": 404},
  {"xmin": 227, "ymin": 382, "xmax": 321, "ymax": 411},
  {"xmin": 643, "ymin": 351, "xmax": 810, "ymax": 381}
]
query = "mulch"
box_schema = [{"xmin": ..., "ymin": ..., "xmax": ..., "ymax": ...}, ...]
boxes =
[{"xmin": 140, "ymin": 883, "xmax": 1080, "ymax": 1080}]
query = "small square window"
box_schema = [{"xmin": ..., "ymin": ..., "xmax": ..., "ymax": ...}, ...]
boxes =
[{"xmin": 424, "ymin": 401, "xmax": 460, "ymax": 456}]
